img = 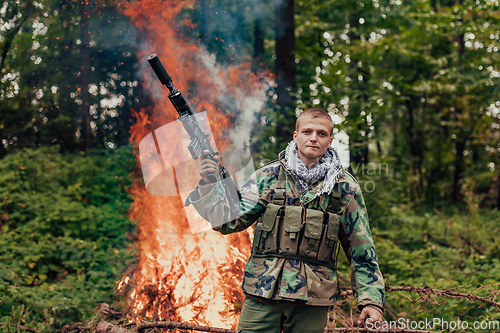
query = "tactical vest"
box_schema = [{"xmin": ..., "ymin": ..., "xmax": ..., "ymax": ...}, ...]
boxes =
[{"xmin": 251, "ymin": 164, "xmax": 348, "ymax": 269}]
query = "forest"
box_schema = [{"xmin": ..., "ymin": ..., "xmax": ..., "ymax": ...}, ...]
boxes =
[{"xmin": 0, "ymin": 0, "xmax": 499, "ymax": 332}]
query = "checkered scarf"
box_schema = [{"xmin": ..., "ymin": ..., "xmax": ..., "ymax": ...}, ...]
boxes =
[{"xmin": 285, "ymin": 141, "xmax": 342, "ymax": 196}]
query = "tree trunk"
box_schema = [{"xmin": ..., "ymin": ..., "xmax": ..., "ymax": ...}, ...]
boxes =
[
  {"xmin": 430, "ymin": 0, "xmax": 438, "ymax": 11},
  {"xmin": 57, "ymin": 6, "xmax": 77, "ymax": 152},
  {"xmin": 79, "ymin": 0, "xmax": 92, "ymax": 151},
  {"xmin": 0, "ymin": 128, "xmax": 5, "ymax": 158},
  {"xmin": 451, "ymin": 0, "xmax": 465, "ymax": 202},
  {"xmin": 452, "ymin": 139, "xmax": 466, "ymax": 201},
  {"xmin": 497, "ymin": 159, "xmax": 500, "ymax": 210},
  {"xmin": 347, "ymin": 15, "xmax": 370, "ymax": 167},
  {"xmin": 349, "ymin": 145, "xmax": 369, "ymax": 165},
  {"xmin": 198, "ymin": 0, "xmax": 210, "ymax": 49},
  {"xmin": 407, "ymin": 99, "xmax": 416, "ymax": 202},
  {"xmin": 253, "ymin": 17, "xmax": 264, "ymax": 72},
  {"xmin": 274, "ymin": 0, "xmax": 295, "ymax": 145},
  {"xmin": 406, "ymin": 98, "xmax": 424, "ymax": 202},
  {"xmin": 0, "ymin": 2, "xmax": 31, "ymax": 158},
  {"xmin": 0, "ymin": 3, "xmax": 30, "ymax": 74}
]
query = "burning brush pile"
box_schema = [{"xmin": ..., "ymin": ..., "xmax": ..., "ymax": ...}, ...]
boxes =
[{"xmin": 103, "ymin": 0, "xmax": 268, "ymax": 330}]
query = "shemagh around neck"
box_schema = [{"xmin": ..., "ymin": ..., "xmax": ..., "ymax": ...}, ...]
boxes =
[{"xmin": 285, "ymin": 141, "xmax": 342, "ymax": 197}]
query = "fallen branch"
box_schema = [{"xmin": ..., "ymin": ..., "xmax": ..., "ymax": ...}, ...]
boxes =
[
  {"xmin": 99, "ymin": 303, "xmax": 125, "ymax": 319},
  {"xmin": 137, "ymin": 321, "xmax": 235, "ymax": 333},
  {"xmin": 61, "ymin": 322, "xmax": 94, "ymax": 333},
  {"xmin": 135, "ymin": 321, "xmax": 439, "ymax": 333},
  {"xmin": 472, "ymin": 282, "xmax": 500, "ymax": 295},
  {"xmin": 425, "ymin": 233, "xmax": 461, "ymax": 250},
  {"xmin": 459, "ymin": 235, "xmax": 484, "ymax": 255},
  {"xmin": 96, "ymin": 321, "xmax": 133, "ymax": 333},
  {"xmin": 101, "ymin": 280, "xmax": 500, "ymax": 333},
  {"xmin": 0, "ymin": 322, "xmax": 38, "ymax": 332},
  {"xmin": 326, "ymin": 329, "xmax": 435, "ymax": 333},
  {"xmin": 389, "ymin": 285, "xmax": 500, "ymax": 308},
  {"xmin": 339, "ymin": 285, "xmax": 500, "ymax": 308}
]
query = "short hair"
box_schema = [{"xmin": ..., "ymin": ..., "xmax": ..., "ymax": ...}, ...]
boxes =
[{"xmin": 295, "ymin": 108, "xmax": 334, "ymax": 136}]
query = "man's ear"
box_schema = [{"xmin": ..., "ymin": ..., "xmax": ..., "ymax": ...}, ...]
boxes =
[
  {"xmin": 293, "ymin": 131, "xmax": 297, "ymax": 140},
  {"xmin": 329, "ymin": 136, "xmax": 333, "ymax": 145}
]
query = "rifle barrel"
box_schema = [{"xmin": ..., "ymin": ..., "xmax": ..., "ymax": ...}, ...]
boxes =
[{"xmin": 147, "ymin": 54, "xmax": 174, "ymax": 90}]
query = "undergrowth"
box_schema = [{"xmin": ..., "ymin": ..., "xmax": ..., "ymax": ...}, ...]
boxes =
[
  {"xmin": 0, "ymin": 147, "xmax": 498, "ymax": 332},
  {"xmin": 0, "ymin": 146, "xmax": 136, "ymax": 332},
  {"xmin": 334, "ymin": 173, "xmax": 500, "ymax": 332}
]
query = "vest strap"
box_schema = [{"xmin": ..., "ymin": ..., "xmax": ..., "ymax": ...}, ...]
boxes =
[
  {"xmin": 273, "ymin": 165, "xmax": 287, "ymax": 205},
  {"xmin": 251, "ymin": 253, "xmax": 336, "ymax": 270},
  {"xmin": 327, "ymin": 182, "xmax": 342, "ymax": 213}
]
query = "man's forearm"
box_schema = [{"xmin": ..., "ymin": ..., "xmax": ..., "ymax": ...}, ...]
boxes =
[
  {"xmin": 187, "ymin": 179, "xmax": 266, "ymax": 234},
  {"xmin": 339, "ymin": 183, "xmax": 385, "ymax": 310}
]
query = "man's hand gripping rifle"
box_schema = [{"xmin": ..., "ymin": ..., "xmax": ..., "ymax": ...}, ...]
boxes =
[{"xmin": 147, "ymin": 54, "xmax": 241, "ymax": 218}]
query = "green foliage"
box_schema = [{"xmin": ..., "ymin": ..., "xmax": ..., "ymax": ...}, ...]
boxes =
[
  {"xmin": 332, "ymin": 165, "xmax": 500, "ymax": 327},
  {"xmin": 375, "ymin": 209, "xmax": 500, "ymax": 326},
  {"xmin": 0, "ymin": 146, "xmax": 136, "ymax": 332},
  {"xmin": 250, "ymin": 106, "xmax": 297, "ymax": 167},
  {"xmin": 1, "ymin": 0, "xmax": 499, "ymax": 330},
  {"xmin": 0, "ymin": 0, "xmax": 150, "ymax": 156},
  {"xmin": 293, "ymin": 0, "xmax": 500, "ymax": 208},
  {"xmin": 335, "ymin": 201, "xmax": 500, "ymax": 327}
]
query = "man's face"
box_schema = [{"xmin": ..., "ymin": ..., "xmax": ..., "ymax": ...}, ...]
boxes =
[{"xmin": 293, "ymin": 116, "xmax": 334, "ymax": 168}]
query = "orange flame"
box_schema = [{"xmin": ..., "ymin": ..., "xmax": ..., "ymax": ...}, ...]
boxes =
[{"xmin": 117, "ymin": 0, "xmax": 269, "ymax": 329}]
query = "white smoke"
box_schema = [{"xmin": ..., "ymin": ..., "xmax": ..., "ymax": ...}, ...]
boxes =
[{"xmin": 196, "ymin": 50, "xmax": 270, "ymax": 151}]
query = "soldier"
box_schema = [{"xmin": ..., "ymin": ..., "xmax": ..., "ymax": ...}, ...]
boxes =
[{"xmin": 187, "ymin": 108, "xmax": 385, "ymax": 333}]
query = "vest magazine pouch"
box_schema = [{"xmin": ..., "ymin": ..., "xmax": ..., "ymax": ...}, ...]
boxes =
[
  {"xmin": 316, "ymin": 212, "xmax": 340, "ymax": 266},
  {"xmin": 283, "ymin": 206, "xmax": 302, "ymax": 238},
  {"xmin": 316, "ymin": 222, "xmax": 334, "ymax": 267},
  {"xmin": 326, "ymin": 212, "xmax": 340, "ymax": 246},
  {"xmin": 252, "ymin": 222, "xmax": 263, "ymax": 252},
  {"xmin": 279, "ymin": 206, "xmax": 303, "ymax": 256},
  {"xmin": 258, "ymin": 203, "xmax": 282, "ymax": 254},
  {"xmin": 298, "ymin": 209, "xmax": 324, "ymax": 262}
]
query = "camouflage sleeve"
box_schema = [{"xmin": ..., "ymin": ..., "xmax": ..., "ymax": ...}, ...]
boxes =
[
  {"xmin": 338, "ymin": 176, "xmax": 385, "ymax": 311},
  {"xmin": 188, "ymin": 172, "xmax": 268, "ymax": 234}
]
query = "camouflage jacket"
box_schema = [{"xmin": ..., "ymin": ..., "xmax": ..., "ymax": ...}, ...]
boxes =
[{"xmin": 188, "ymin": 151, "xmax": 385, "ymax": 309}]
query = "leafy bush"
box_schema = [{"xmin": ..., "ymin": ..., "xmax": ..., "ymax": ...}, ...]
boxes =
[
  {"xmin": 332, "ymin": 168, "xmax": 500, "ymax": 330},
  {"xmin": 0, "ymin": 146, "xmax": 136, "ymax": 332}
]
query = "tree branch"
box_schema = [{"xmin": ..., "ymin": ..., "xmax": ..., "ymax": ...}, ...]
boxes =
[
  {"xmin": 95, "ymin": 322, "xmax": 131, "ymax": 333},
  {"xmin": 0, "ymin": 322, "xmax": 38, "ymax": 332},
  {"xmin": 326, "ymin": 329, "xmax": 434, "ymax": 333},
  {"xmin": 339, "ymin": 285, "xmax": 500, "ymax": 308},
  {"xmin": 0, "ymin": 2, "xmax": 31, "ymax": 74},
  {"xmin": 135, "ymin": 321, "xmax": 437, "ymax": 333},
  {"xmin": 137, "ymin": 321, "xmax": 235, "ymax": 333}
]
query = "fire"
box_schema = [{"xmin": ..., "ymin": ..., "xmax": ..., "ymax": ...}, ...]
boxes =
[{"xmin": 117, "ymin": 0, "xmax": 269, "ymax": 329}]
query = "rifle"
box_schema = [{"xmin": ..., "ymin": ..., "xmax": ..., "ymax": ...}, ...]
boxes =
[{"xmin": 147, "ymin": 53, "xmax": 241, "ymax": 217}]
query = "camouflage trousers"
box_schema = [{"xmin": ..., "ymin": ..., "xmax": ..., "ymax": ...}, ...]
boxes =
[{"xmin": 236, "ymin": 297, "xmax": 329, "ymax": 333}]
